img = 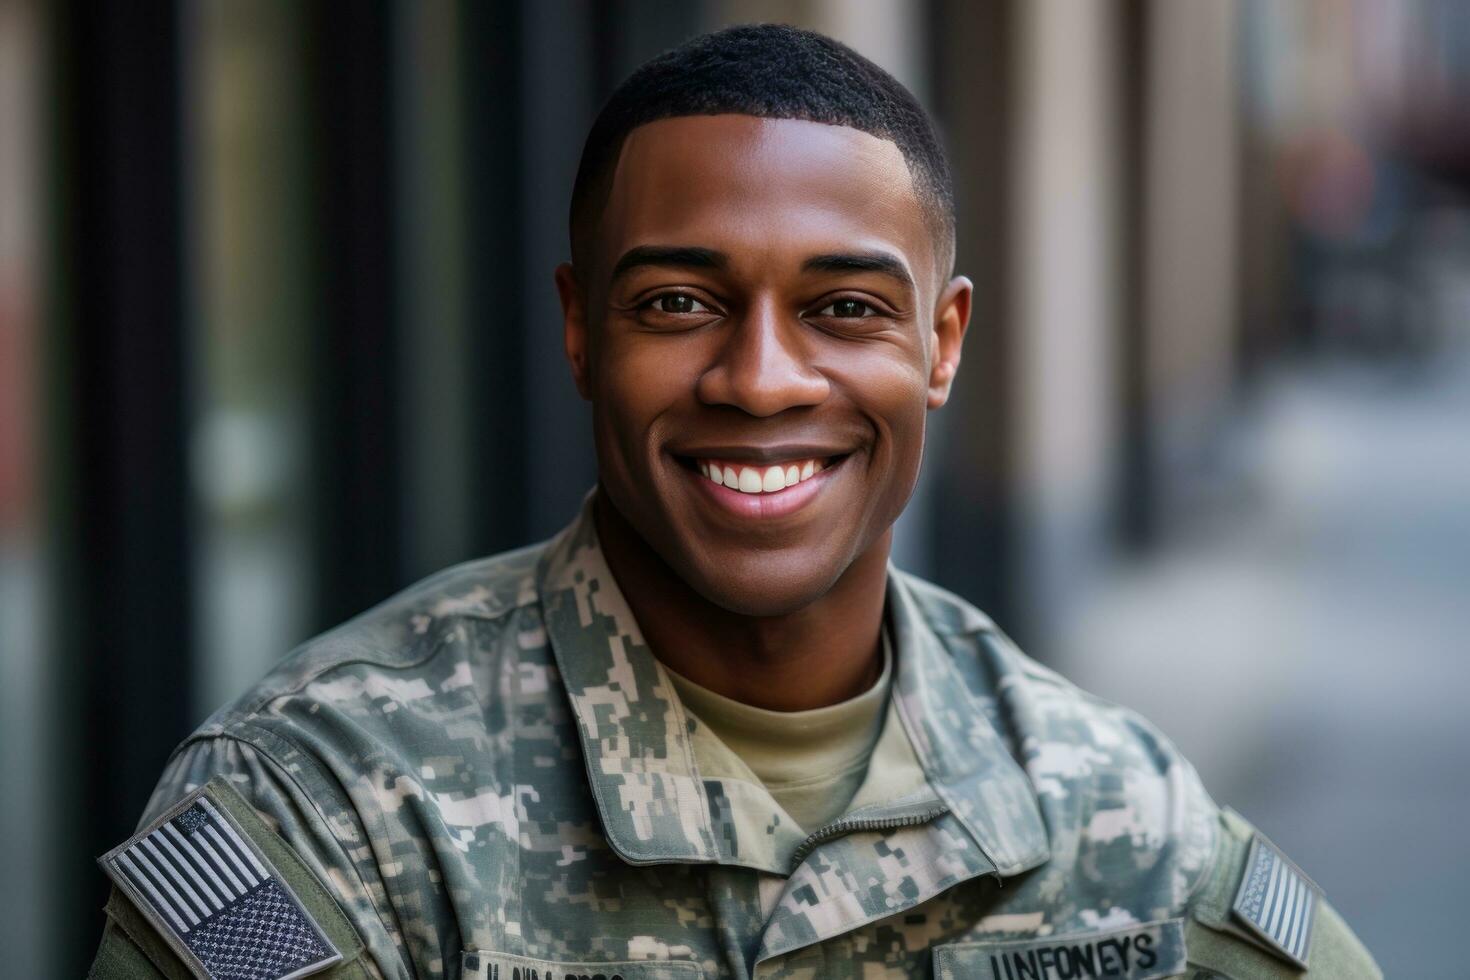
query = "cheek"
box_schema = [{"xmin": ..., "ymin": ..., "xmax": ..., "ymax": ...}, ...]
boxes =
[
  {"xmin": 833, "ymin": 353, "xmax": 930, "ymax": 505},
  {"xmin": 592, "ymin": 340, "xmax": 690, "ymax": 460},
  {"xmin": 835, "ymin": 351, "xmax": 930, "ymax": 439}
]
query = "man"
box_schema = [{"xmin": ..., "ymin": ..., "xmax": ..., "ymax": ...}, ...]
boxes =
[{"xmin": 89, "ymin": 25, "xmax": 1379, "ymax": 980}]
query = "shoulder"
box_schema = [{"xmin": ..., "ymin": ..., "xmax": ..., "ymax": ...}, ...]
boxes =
[
  {"xmin": 197, "ymin": 538, "xmax": 551, "ymax": 742},
  {"xmin": 897, "ymin": 568, "xmax": 1220, "ymax": 900},
  {"xmin": 897, "ymin": 570, "xmax": 1381, "ymax": 976},
  {"xmin": 104, "ymin": 540, "xmax": 561, "ymax": 980},
  {"xmin": 170, "ymin": 536, "xmax": 561, "ymax": 869},
  {"xmin": 897, "ymin": 567, "xmax": 1208, "ymax": 796}
]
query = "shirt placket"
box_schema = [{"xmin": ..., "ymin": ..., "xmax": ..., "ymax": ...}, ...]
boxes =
[{"xmin": 749, "ymin": 798, "xmax": 1000, "ymax": 977}]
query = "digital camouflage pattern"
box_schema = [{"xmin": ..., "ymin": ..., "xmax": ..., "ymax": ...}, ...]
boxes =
[{"xmin": 104, "ymin": 499, "xmax": 1380, "ymax": 979}]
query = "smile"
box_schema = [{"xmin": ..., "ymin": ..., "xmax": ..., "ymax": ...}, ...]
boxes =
[
  {"xmin": 674, "ymin": 451, "xmax": 849, "ymax": 520},
  {"xmin": 696, "ymin": 457, "xmax": 828, "ymax": 494}
]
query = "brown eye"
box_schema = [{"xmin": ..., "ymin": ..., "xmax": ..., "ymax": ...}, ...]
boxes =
[
  {"xmin": 819, "ymin": 299, "xmax": 871, "ymax": 318},
  {"xmin": 651, "ymin": 293, "xmax": 710, "ymax": 315}
]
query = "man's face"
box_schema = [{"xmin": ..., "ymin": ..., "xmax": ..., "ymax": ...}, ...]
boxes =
[{"xmin": 559, "ymin": 115, "xmax": 969, "ymax": 616}]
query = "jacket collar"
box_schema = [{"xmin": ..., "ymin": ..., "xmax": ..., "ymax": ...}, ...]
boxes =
[
  {"xmin": 537, "ymin": 497, "xmax": 1050, "ymax": 879},
  {"xmin": 885, "ymin": 568, "xmax": 1051, "ymax": 876}
]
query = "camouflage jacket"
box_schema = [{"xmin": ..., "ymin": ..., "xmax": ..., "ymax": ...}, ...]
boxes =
[{"xmin": 91, "ymin": 500, "xmax": 1381, "ymax": 980}]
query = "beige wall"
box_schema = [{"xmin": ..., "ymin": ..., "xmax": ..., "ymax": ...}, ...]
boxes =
[
  {"xmin": 1142, "ymin": 0, "xmax": 1241, "ymax": 518},
  {"xmin": 1010, "ymin": 0, "xmax": 1124, "ymax": 624}
]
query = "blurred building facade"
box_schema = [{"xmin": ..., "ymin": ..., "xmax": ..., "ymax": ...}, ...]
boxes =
[{"xmin": 2, "ymin": 1, "xmax": 1468, "ymax": 976}]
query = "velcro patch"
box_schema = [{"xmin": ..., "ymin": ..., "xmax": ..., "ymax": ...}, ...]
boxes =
[
  {"xmin": 1231, "ymin": 833, "xmax": 1321, "ymax": 968},
  {"xmin": 99, "ymin": 785, "xmax": 342, "ymax": 980},
  {"xmin": 933, "ymin": 918, "xmax": 1186, "ymax": 980},
  {"xmin": 461, "ymin": 950, "xmax": 704, "ymax": 980}
]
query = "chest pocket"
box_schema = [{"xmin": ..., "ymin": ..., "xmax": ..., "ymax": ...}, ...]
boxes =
[
  {"xmin": 461, "ymin": 950, "xmax": 704, "ymax": 980},
  {"xmin": 932, "ymin": 919, "xmax": 1187, "ymax": 980}
]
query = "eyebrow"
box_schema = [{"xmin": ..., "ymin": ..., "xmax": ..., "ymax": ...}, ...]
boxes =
[
  {"xmin": 607, "ymin": 244, "xmax": 917, "ymax": 292},
  {"xmin": 610, "ymin": 245, "xmax": 727, "ymax": 282},
  {"xmin": 802, "ymin": 251, "xmax": 915, "ymax": 291}
]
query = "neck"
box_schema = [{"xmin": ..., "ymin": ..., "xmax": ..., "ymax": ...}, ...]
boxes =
[{"xmin": 592, "ymin": 488, "xmax": 889, "ymax": 711}]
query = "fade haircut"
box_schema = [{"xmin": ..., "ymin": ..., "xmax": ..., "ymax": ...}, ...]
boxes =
[{"xmin": 568, "ymin": 23, "xmax": 956, "ymax": 286}]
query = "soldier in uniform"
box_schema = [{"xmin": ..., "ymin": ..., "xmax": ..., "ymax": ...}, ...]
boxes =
[{"xmin": 89, "ymin": 24, "xmax": 1381, "ymax": 980}]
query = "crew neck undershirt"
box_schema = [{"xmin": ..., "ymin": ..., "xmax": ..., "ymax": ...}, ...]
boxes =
[{"xmin": 663, "ymin": 630, "xmax": 893, "ymax": 834}]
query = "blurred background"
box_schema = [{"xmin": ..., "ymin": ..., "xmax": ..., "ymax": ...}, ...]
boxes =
[{"xmin": 2, "ymin": 0, "xmax": 1467, "ymax": 976}]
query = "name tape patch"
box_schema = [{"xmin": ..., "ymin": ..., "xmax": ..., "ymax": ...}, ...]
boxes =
[
  {"xmin": 99, "ymin": 786, "xmax": 342, "ymax": 980},
  {"xmin": 461, "ymin": 951, "xmax": 704, "ymax": 980},
  {"xmin": 1231, "ymin": 833, "xmax": 1320, "ymax": 968},
  {"xmin": 934, "ymin": 918, "xmax": 1186, "ymax": 980}
]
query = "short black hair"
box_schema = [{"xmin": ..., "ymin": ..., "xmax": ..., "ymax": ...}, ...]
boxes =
[{"xmin": 568, "ymin": 23, "xmax": 955, "ymax": 283}]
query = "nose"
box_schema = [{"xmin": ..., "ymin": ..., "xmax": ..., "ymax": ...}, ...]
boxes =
[{"xmin": 695, "ymin": 298, "xmax": 830, "ymax": 416}]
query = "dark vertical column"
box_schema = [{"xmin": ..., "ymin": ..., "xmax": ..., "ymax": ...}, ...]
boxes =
[
  {"xmin": 46, "ymin": 1, "xmax": 192, "ymax": 968},
  {"xmin": 519, "ymin": 0, "xmax": 600, "ymax": 539},
  {"xmin": 1116, "ymin": 0, "xmax": 1154, "ymax": 551},
  {"xmin": 591, "ymin": 0, "xmax": 632, "ymax": 99},
  {"xmin": 304, "ymin": 0, "xmax": 403, "ymax": 627},
  {"xmin": 460, "ymin": 0, "xmax": 530, "ymax": 556},
  {"xmin": 926, "ymin": 0, "xmax": 1019, "ymax": 627},
  {"xmin": 593, "ymin": 0, "xmax": 705, "ymax": 94}
]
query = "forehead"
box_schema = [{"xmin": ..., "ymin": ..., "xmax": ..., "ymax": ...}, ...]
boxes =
[{"xmin": 597, "ymin": 115, "xmax": 934, "ymax": 281}]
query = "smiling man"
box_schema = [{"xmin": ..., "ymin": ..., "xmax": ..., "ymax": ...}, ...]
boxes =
[{"xmin": 89, "ymin": 25, "xmax": 1378, "ymax": 980}]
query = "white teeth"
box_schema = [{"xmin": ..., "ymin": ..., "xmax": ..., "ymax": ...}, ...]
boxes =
[{"xmin": 697, "ymin": 457, "xmax": 832, "ymax": 493}]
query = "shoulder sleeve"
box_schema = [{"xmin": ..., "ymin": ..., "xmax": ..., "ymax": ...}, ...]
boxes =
[
  {"xmin": 89, "ymin": 736, "xmax": 405, "ymax": 980},
  {"xmin": 1184, "ymin": 807, "xmax": 1381, "ymax": 979}
]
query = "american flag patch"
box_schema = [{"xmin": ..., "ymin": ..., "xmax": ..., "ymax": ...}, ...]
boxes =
[
  {"xmin": 1231, "ymin": 833, "xmax": 1320, "ymax": 968},
  {"xmin": 100, "ymin": 787, "xmax": 342, "ymax": 980}
]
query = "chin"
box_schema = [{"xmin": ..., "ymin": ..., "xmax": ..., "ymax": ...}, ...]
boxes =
[{"xmin": 681, "ymin": 552, "xmax": 846, "ymax": 618}]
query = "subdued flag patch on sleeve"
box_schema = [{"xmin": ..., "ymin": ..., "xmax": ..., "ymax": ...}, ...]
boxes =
[
  {"xmin": 1231, "ymin": 833, "xmax": 1321, "ymax": 969},
  {"xmin": 99, "ymin": 784, "xmax": 343, "ymax": 980}
]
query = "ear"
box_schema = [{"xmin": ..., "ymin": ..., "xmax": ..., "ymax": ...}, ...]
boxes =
[
  {"xmin": 555, "ymin": 263, "xmax": 592, "ymax": 401},
  {"xmin": 928, "ymin": 275, "xmax": 972, "ymax": 409}
]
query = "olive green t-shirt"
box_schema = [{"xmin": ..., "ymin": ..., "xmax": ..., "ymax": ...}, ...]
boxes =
[{"xmin": 663, "ymin": 632, "xmax": 893, "ymax": 833}]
